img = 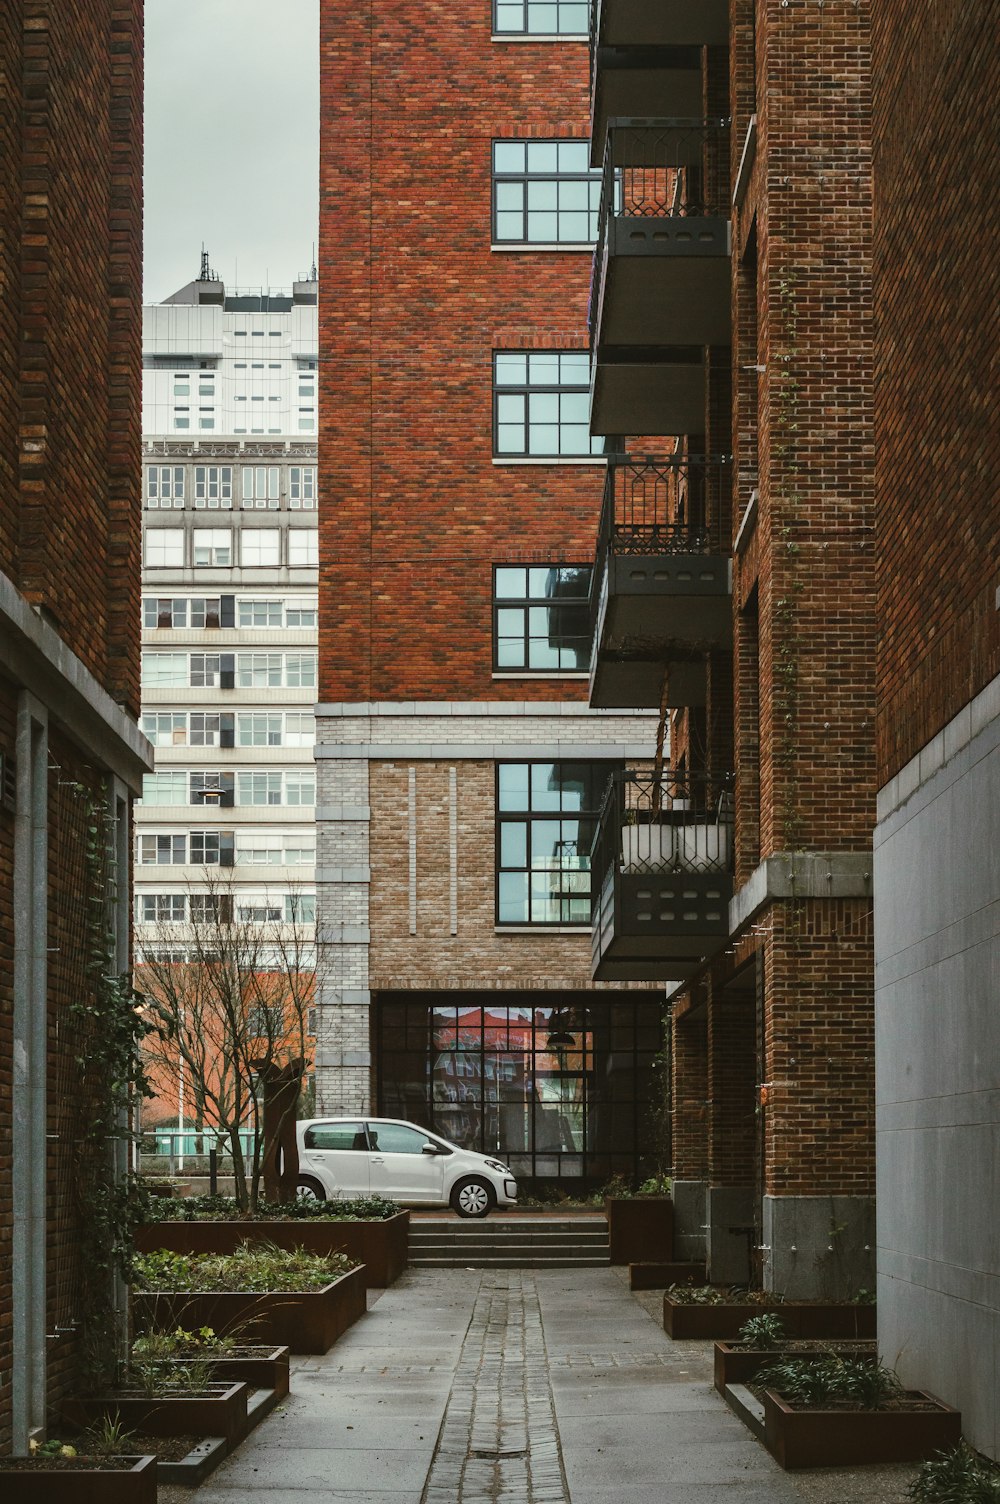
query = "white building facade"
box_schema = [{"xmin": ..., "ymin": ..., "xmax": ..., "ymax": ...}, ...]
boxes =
[{"xmin": 136, "ymin": 274, "xmax": 319, "ymax": 1028}]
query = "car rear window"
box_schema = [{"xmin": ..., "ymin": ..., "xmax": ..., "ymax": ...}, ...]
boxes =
[{"xmin": 304, "ymin": 1121, "xmax": 367, "ymax": 1151}]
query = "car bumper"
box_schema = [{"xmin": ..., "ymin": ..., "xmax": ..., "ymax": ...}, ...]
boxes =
[{"xmin": 500, "ymin": 1179, "xmax": 518, "ymax": 1204}]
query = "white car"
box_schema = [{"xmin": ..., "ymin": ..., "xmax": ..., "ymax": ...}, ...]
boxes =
[{"xmin": 295, "ymin": 1116, "xmax": 518, "ymax": 1218}]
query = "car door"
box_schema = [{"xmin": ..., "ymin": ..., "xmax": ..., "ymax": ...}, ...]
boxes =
[
  {"xmin": 300, "ymin": 1119, "xmax": 371, "ymax": 1199},
  {"xmin": 366, "ymin": 1121, "xmax": 449, "ymax": 1205}
]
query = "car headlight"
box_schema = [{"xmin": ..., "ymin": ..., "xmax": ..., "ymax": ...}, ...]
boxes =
[{"xmin": 484, "ymin": 1158, "xmax": 510, "ymax": 1174}]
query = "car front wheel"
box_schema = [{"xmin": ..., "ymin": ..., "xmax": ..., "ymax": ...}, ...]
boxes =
[{"xmin": 450, "ymin": 1177, "xmax": 495, "ymax": 1218}]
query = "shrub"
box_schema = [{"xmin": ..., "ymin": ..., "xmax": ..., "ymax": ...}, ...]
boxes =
[
  {"xmin": 908, "ymin": 1445, "xmax": 1000, "ymax": 1503},
  {"xmin": 667, "ymin": 1284, "xmax": 753, "ymax": 1306},
  {"xmin": 737, "ymin": 1314, "xmax": 787, "ymax": 1348},
  {"xmin": 132, "ymin": 1241, "xmax": 357, "ymax": 1293},
  {"xmin": 142, "ymin": 1192, "xmax": 400, "ymax": 1224},
  {"xmin": 758, "ymin": 1355, "xmax": 900, "ymax": 1410}
]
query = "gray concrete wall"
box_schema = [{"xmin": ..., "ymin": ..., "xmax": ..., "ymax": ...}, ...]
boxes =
[{"xmin": 874, "ymin": 673, "xmax": 1000, "ymax": 1461}]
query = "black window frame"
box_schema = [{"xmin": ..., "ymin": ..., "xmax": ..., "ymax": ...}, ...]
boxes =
[
  {"xmin": 492, "ymin": 349, "xmax": 604, "ymax": 460},
  {"xmin": 492, "ymin": 563, "xmax": 593, "ymax": 673},
  {"xmin": 491, "ymin": 0, "xmax": 590, "ymax": 38},
  {"xmin": 495, "ymin": 760, "xmax": 618, "ymax": 928},
  {"xmin": 491, "ymin": 138, "xmax": 602, "ymax": 247}
]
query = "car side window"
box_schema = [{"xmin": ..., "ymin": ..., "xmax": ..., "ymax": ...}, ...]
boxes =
[
  {"xmin": 304, "ymin": 1121, "xmax": 367, "ymax": 1151},
  {"xmin": 368, "ymin": 1123, "xmax": 436, "ymax": 1155}
]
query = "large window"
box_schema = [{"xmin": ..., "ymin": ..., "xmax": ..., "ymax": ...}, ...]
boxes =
[
  {"xmin": 496, "ymin": 761, "xmax": 614, "ymax": 925},
  {"xmin": 192, "ymin": 528, "xmax": 231, "ymax": 567},
  {"xmin": 137, "ymin": 833, "xmax": 186, "ymax": 865},
  {"xmin": 289, "ymin": 467, "xmax": 316, "ymax": 508},
  {"xmin": 141, "ymin": 652, "xmax": 187, "ymax": 688},
  {"xmin": 493, "ymin": 351, "xmax": 602, "ymax": 458},
  {"xmin": 288, "ymin": 531, "xmax": 318, "ymax": 568},
  {"xmin": 492, "ymin": 0, "xmax": 588, "ymax": 36},
  {"xmin": 493, "ymin": 565, "xmax": 592, "ymax": 672},
  {"xmin": 138, "ymin": 772, "xmax": 188, "ymax": 806},
  {"xmin": 146, "ymin": 466, "xmax": 185, "ymax": 508},
  {"xmin": 492, "ymin": 140, "xmax": 601, "ymax": 246},
  {"xmin": 194, "ymin": 465, "xmax": 233, "ymax": 508},
  {"xmin": 145, "ymin": 529, "xmax": 185, "ymax": 568},
  {"xmin": 241, "ymin": 465, "xmax": 280, "ymax": 507},
  {"xmin": 241, "ymin": 529, "xmax": 281, "ymax": 567}
]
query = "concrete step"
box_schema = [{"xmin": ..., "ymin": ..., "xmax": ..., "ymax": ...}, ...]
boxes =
[
  {"xmin": 409, "ymin": 1255, "xmax": 611, "ymax": 1268},
  {"xmin": 408, "ymin": 1228, "xmax": 610, "ymax": 1243},
  {"xmin": 408, "ymin": 1212, "xmax": 610, "ymax": 1267}
]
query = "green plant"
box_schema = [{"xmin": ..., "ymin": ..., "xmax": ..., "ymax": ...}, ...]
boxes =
[
  {"xmin": 133, "ymin": 1240, "xmax": 357, "ymax": 1293},
  {"xmin": 636, "ymin": 1174, "xmax": 672, "ymax": 1197},
  {"xmin": 132, "ymin": 1325, "xmax": 233, "ymax": 1359},
  {"xmin": 758, "ymin": 1355, "xmax": 899, "ymax": 1410},
  {"xmin": 141, "ymin": 1191, "xmax": 401, "ymax": 1223},
  {"xmin": 908, "ymin": 1444, "xmax": 1000, "ymax": 1503},
  {"xmin": 853, "ymin": 1287, "xmax": 877, "ymax": 1305},
  {"xmin": 667, "ymin": 1283, "xmax": 755, "ymax": 1306},
  {"xmin": 83, "ymin": 1414, "xmax": 138, "ymax": 1457},
  {"xmin": 737, "ymin": 1314, "xmax": 787, "ymax": 1348}
]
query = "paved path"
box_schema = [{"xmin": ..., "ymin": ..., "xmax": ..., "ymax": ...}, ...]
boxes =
[{"xmin": 181, "ymin": 1267, "xmax": 917, "ymax": 1504}]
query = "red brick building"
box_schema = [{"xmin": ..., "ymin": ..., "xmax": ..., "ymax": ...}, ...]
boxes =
[
  {"xmin": 316, "ymin": 2, "xmax": 661, "ymax": 1190},
  {"xmin": 0, "ymin": 0, "xmax": 149, "ymax": 1451},
  {"xmin": 871, "ymin": 0, "xmax": 999, "ymax": 1456}
]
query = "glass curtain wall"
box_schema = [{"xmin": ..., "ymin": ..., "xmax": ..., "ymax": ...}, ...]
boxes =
[{"xmin": 376, "ymin": 994, "xmax": 661, "ymax": 1184}]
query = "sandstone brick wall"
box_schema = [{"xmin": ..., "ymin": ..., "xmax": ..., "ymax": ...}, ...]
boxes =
[
  {"xmin": 319, "ymin": 4, "xmax": 606, "ymax": 703},
  {"xmin": 872, "ymin": 0, "xmax": 999, "ymax": 782},
  {"xmin": 368, "ymin": 758, "xmax": 658, "ymax": 995},
  {"xmin": 0, "ymin": 0, "xmax": 142, "ymax": 715}
]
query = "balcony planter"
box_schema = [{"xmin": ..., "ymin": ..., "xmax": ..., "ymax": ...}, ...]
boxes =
[
  {"xmin": 0, "ymin": 1455, "xmax": 156, "ymax": 1503},
  {"xmin": 132, "ymin": 1263, "xmax": 367, "ymax": 1355},
  {"xmin": 762, "ymin": 1388, "xmax": 961, "ymax": 1469},
  {"xmin": 606, "ymin": 1197, "xmax": 673, "ymax": 1264},
  {"xmin": 135, "ymin": 1211, "xmax": 409, "ymax": 1287},
  {"xmin": 663, "ymin": 1292, "xmax": 877, "ymax": 1340},
  {"xmin": 64, "ymin": 1382, "xmax": 249, "ymax": 1450},
  {"xmin": 713, "ymin": 1341, "xmax": 876, "ymax": 1394}
]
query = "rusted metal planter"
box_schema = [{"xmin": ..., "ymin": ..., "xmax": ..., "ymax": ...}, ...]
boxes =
[
  {"xmin": 664, "ymin": 1295, "xmax": 877, "ymax": 1340},
  {"xmin": 713, "ymin": 1341, "xmax": 876, "ymax": 1393},
  {"xmin": 606, "ymin": 1198, "xmax": 674, "ymax": 1264},
  {"xmin": 629, "ymin": 1261, "xmax": 704, "ymax": 1290},
  {"xmin": 0, "ymin": 1455, "xmax": 157, "ymax": 1503},
  {"xmin": 762, "ymin": 1388, "xmax": 962, "ymax": 1469},
  {"xmin": 135, "ymin": 1211, "xmax": 409, "ymax": 1287},
  {"xmin": 64, "ymin": 1383, "xmax": 249, "ymax": 1450},
  {"xmin": 198, "ymin": 1344, "xmax": 291, "ymax": 1399},
  {"xmin": 132, "ymin": 1263, "xmax": 367, "ymax": 1355}
]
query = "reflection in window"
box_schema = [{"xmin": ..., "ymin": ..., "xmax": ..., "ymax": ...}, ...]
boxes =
[
  {"xmin": 493, "ymin": 564, "xmax": 591, "ymax": 671},
  {"xmin": 496, "ymin": 761, "xmax": 616, "ymax": 925},
  {"xmin": 492, "ymin": 140, "xmax": 601, "ymax": 245}
]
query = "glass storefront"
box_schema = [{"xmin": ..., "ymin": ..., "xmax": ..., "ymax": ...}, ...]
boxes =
[{"xmin": 376, "ymin": 993, "xmax": 661, "ymax": 1185}]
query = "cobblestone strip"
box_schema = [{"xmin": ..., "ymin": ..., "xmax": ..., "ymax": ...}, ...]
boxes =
[{"xmin": 421, "ymin": 1271, "xmax": 570, "ymax": 1504}]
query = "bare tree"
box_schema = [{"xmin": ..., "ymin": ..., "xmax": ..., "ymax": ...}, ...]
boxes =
[{"xmin": 135, "ymin": 873, "xmax": 317, "ymax": 1212}]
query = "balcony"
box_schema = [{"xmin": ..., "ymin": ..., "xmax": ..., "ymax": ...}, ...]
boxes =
[
  {"xmin": 589, "ymin": 120, "xmax": 731, "ymax": 436},
  {"xmin": 591, "ymin": 0, "xmax": 729, "ymax": 51},
  {"xmin": 589, "ymin": 453, "xmax": 732, "ymax": 709},
  {"xmin": 591, "ymin": 768, "xmax": 733, "ymax": 982}
]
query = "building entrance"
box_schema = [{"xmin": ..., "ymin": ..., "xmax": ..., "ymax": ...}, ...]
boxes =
[{"xmin": 376, "ymin": 993, "xmax": 661, "ymax": 1186}]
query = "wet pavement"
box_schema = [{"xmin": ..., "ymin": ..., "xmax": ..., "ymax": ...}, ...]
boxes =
[{"xmin": 165, "ymin": 1266, "xmax": 918, "ymax": 1504}]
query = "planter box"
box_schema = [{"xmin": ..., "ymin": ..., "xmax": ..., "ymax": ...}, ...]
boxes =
[
  {"xmin": 713, "ymin": 1341, "xmax": 876, "ymax": 1393},
  {"xmin": 0, "ymin": 1455, "xmax": 156, "ymax": 1503},
  {"xmin": 198, "ymin": 1344, "xmax": 291, "ymax": 1400},
  {"xmin": 663, "ymin": 1294, "xmax": 877, "ymax": 1340},
  {"xmin": 606, "ymin": 1198, "xmax": 674, "ymax": 1264},
  {"xmin": 629, "ymin": 1261, "xmax": 704, "ymax": 1291},
  {"xmin": 132, "ymin": 1263, "xmax": 367, "ymax": 1355},
  {"xmin": 135, "ymin": 1210, "xmax": 409, "ymax": 1287},
  {"xmin": 763, "ymin": 1388, "xmax": 962, "ymax": 1469},
  {"xmin": 64, "ymin": 1382, "xmax": 249, "ymax": 1450}
]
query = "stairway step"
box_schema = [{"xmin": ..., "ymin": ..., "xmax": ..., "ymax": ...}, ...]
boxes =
[{"xmin": 409, "ymin": 1256, "xmax": 611, "ymax": 1268}]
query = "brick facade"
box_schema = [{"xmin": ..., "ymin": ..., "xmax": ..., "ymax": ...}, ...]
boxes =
[{"xmin": 0, "ymin": 0, "xmax": 144, "ymax": 1450}]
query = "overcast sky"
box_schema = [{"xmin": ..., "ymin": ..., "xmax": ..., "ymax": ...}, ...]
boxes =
[{"xmin": 144, "ymin": 0, "xmax": 319, "ymax": 303}]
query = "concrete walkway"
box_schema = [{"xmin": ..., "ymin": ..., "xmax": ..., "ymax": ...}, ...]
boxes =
[{"xmin": 176, "ymin": 1267, "xmax": 918, "ymax": 1504}]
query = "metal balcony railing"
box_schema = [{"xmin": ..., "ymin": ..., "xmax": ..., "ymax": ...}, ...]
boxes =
[
  {"xmin": 590, "ymin": 117, "xmax": 731, "ymax": 338},
  {"xmin": 591, "ymin": 768, "xmax": 734, "ymax": 906}
]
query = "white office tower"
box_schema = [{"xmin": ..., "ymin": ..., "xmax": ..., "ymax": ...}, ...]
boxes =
[{"xmin": 135, "ymin": 269, "xmax": 319, "ymax": 1003}]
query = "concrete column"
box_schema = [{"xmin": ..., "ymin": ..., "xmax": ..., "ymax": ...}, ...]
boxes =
[
  {"xmin": 315, "ymin": 751, "xmax": 372, "ymax": 1113},
  {"xmin": 11, "ymin": 695, "xmax": 49, "ymax": 1451},
  {"xmin": 670, "ymin": 1003, "xmax": 708, "ymax": 1261}
]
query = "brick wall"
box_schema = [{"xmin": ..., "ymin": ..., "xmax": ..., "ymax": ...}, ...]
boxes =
[
  {"xmin": 0, "ymin": 0, "xmax": 142, "ymax": 714},
  {"xmin": 872, "ymin": 0, "xmax": 999, "ymax": 781},
  {"xmin": 368, "ymin": 759, "xmax": 658, "ymax": 996},
  {"xmin": 319, "ymin": 4, "xmax": 606, "ymax": 703},
  {"xmin": 670, "ymin": 1003, "xmax": 708, "ymax": 1182},
  {"xmin": 0, "ymin": 680, "xmax": 17, "ymax": 1448}
]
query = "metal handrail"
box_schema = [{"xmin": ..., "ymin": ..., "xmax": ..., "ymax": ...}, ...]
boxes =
[
  {"xmin": 591, "ymin": 769, "xmax": 735, "ymax": 908},
  {"xmin": 590, "ymin": 117, "xmax": 731, "ymax": 338}
]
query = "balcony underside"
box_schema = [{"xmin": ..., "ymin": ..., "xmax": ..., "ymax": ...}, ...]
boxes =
[
  {"xmin": 591, "ymin": 63, "xmax": 705, "ymax": 166},
  {"xmin": 591, "ymin": 354, "xmax": 706, "ymax": 436},
  {"xmin": 600, "ymin": 550, "xmax": 732, "ymax": 643},
  {"xmin": 589, "ymin": 652, "xmax": 706, "ymax": 711},
  {"xmin": 592, "ymin": 868, "xmax": 732, "ymax": 982},
  {"xmin": 594, "ymin": 220, "xmax": 732, "ymax": 348},
  {"xmin": 594, "ymin": 0, "xmax": 729, "ymax": 50}
]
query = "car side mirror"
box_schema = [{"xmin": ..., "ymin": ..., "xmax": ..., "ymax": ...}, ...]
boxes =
[{"xmin": 422, "ymin": 1142, "xmax": 445, "ymax": 1155}]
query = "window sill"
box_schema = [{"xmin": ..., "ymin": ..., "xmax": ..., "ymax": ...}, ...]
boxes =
[
  {"xmin": 494, "ymin": 925, "xmax": 590, "ymax": 934},
  {"xmin": 491, "ymin": 34, "xmax": 588, "ymax": 43},
  {"xmin": 491, "ymin": 244, "xmax": 595, "ymax": 254},
  {"xmin": 491, "ymin": 672, "xmax": 589, "ymax": 680},
  {"xmin": 492, "ymin": 456, "xmax": 607, "ymax": 466}
]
